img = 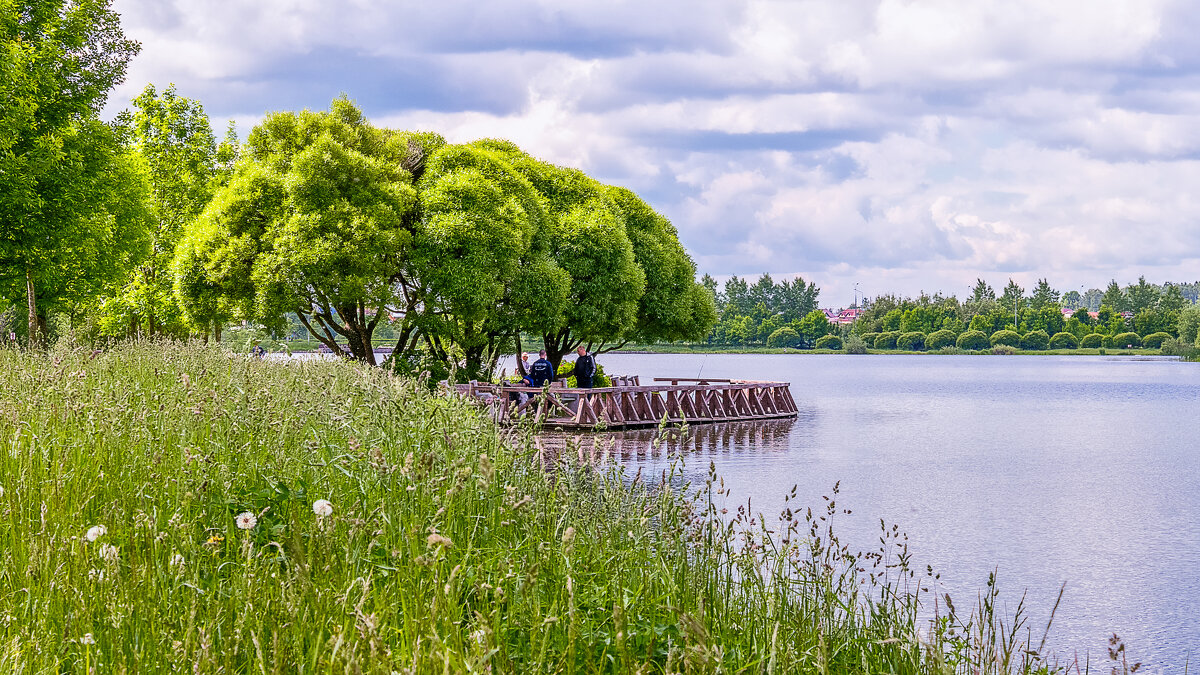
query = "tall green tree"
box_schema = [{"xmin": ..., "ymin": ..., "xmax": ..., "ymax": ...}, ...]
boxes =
[
  {"xmin": 998, "ymin": 279, "xmax": 1025, "ymax": 323},
  {"xmin": 104, "ymin": 84, "xmax": 220, "ymax": 338},
  {"xmin": 1125, "ymin": 275, "xmax": 1160, "ymax": 313},
  {"xmin": 177, "ymin": 98, "xmax": 419, "ymax": 364},
  {"xmin": 969, "ymin": 278, "xmax": 995, "ymax": 304},
  {"xmin": 0, "ymin": 0, "xmax": 143, "ymax": 347},
  {"xmin": 1029, "ymin": 278, "xmax": 1059, "ymax": 310},
  {"xmin": 405, "ymin": 140, "xmax": 567, "ymax": 378},
  {"xmin": 1101, "ymin": 280, "xmax": 1128, "ymax": 313}
]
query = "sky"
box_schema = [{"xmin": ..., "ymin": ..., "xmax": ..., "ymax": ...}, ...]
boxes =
[{"xmin": 106, "ymin": 0, "xmax": 1200, "ymax": 308}]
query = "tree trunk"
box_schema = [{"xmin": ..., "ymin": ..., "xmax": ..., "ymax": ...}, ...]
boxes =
[
  {"xmin": 25, "ymin": 267, "xmax": 39, "ymax": 349},
  {"xmin": 514, "ymin": 334, "xmax": 527, "ymax": 377},
  {"xmin": 213, "ymin": 323, "xmax": 222, "ymax": 344}
]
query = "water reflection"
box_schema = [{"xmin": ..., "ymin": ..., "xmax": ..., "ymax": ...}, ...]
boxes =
[{"xmin": 529, "ymin": 417, "xmax": 798, "ymax": 465}]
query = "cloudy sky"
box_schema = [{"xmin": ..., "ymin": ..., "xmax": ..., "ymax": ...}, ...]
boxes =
[{"xmin": 106, "ymin": 0, "xmax": 1200, "ymax": 307}]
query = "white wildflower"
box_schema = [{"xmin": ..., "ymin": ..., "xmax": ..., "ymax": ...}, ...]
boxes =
[
  {"xmin": 80, "ymin": 633, "xmax": 95, "ymax": 645},
  {"xmin": 84, "ymin": 525, "xmax": 106, "ymax": 542},
  {"xmin": 97, "ymin": 543, "xmax": 119, "ymax": 564},
  {"xmin": 170, "ymin": 553, "xmax": 185, "ymax": 568},
  {"xmin": 235, "ymin": 512, "xmax": 257, "ymax": 530},
  {"xmin": 312, "ymin": 499, "xmax": 333, "ymax": 517}
]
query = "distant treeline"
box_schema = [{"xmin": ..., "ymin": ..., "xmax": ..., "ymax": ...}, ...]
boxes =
[{"xmin": 696, "ymin": 274, "xmax": 1200, "ymax": 351}]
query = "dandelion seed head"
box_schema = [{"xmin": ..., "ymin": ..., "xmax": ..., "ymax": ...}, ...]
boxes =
[
  {"xmin": 312, "ymin": 499, "xmax": 333, "ymax": 517},
  {"xmin": 98, "ymin": 543, "xmax": 119, "ymax": 564},
  {"xmin": 235, "ymin": 512, "xmax": 257, "ymax": 530},
  {"xmin": 84, "ymin": 525, "xmax": 106, "ymax": 542}
]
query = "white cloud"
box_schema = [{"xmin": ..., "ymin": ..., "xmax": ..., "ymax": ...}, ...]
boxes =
[{"xmin": 107, "ymin": 0, "xmax": 1200, "ymax": 304}]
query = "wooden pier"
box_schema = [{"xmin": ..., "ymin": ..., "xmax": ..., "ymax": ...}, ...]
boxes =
[{"xmin": 459, "ymin": 377, "xmax": 798, "ymax": 430}]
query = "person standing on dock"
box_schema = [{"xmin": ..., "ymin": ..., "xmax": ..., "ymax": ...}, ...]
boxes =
[
  {"xmin": 529, "ymin": 350, "xmax": 556, "ymax": 387},
  {"xmin": 571, "ymin": 346, "xmax": 597, "ymax": 388}
]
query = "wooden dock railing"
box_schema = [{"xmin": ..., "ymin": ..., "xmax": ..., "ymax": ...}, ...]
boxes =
[{"xmin": 474, "ymin": 378, "xmax": 797, "ymax": 429}]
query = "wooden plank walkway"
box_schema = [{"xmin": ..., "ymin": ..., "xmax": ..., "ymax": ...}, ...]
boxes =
[{"xmin": 459, "ymin": 376, "xmax": 798, "ymax": 430}]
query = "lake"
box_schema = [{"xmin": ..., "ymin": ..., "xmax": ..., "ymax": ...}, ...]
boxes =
[{"xmin": 534, "ymin": 353, "xmax": 1200, "ymax": 672}]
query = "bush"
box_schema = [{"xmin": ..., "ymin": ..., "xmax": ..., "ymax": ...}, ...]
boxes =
[
  {"xmin": 926, "ymin": 329, "xmax": 957, "ymax": 350},
  {"xmin": 1102, "ymin": 335, "xmax": 1115, "ymax": 349},
  {"xmin": 815, "ymin": 335, "xmax": 843, "ymax": 350},
  {"xmin": 1112, "ymin": 332, "xmax": 1141, "ymax": 348},
  {"xmin": 1019, "ymin": 329, "xmax": 1050, "ymax": 351},
  {"xmin": 859, "ymin": 332, "xmax": 879, "ymax": 346},
  {"xmin": 989, "ymin": 330, "xmax": 1020, "ymax": 347},
  {"xmin": 1080, "ymin": 333, "xmax": 1104, "ymax": 349},
  {"xmin": 1049, "ymin": 332, "xmax": 1079, "ymax": 349},
  {"xmin": 556, "ymin": 360, "xmax": 613, "ymax": 387},
  {"xmin": 1161, "ymin": 337, "xmax": 1200, "ymax": 358},
  {"xmin": 991, "ymin": 344, "xmax": 1017, "ymax": 355},
  {"xmin": 956, "ymin": 330, "xmax": 989, "ymax": 351},
  {"xmin": 767, "ymin": 327, "xmax": 801, "ymax": 349},
  {"xmin": 844, "ymin": 334, "xmax": 868, "ymax": 354},
  {"xmin": 897, "ymin": 331, "xmax": 926, "ymax": 351},
  {"xmin": 1141, "ymin": 332, "xmax": 1171, "ymax": 349},
  {"xmin": 873, "ymin": 331, "xmax": 899, "ymax": 349}
]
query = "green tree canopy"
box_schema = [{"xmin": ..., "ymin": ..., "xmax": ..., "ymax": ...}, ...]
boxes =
[
  {"xmin": 0, "ymin": 0, "xmax": 142, "ymax": 347},
  {"xmin": 102, "ymin": 84, "xmax": 221, "ymax": 338},
  {"xmin": 177, "ymin": 98, "xmax": 419, "ymax": 364}
]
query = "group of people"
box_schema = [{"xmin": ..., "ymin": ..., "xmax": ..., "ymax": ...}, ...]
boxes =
[{"xmin": 512, "ymin": 346, "xmax": 598, "ymax": 395}]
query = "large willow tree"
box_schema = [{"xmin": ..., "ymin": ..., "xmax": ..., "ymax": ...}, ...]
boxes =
[{"xmin": 176, "ymin": 98, "xmax": 714, "ymax": 376}]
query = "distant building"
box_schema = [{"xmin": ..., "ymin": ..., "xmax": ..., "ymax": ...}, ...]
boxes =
[{"xmin": 822, "ymin": 308, "xmax": 865, "ymax": 325}]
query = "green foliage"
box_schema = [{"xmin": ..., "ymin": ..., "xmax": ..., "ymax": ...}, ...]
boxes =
[
  {"xmin": 606, "ymin": 186, "xmax": 716, "ymax": 344},
  {"xmin": 814, "ymin": 334, "xmax": 842, "ymax": 350},
  {"xmin": 104, "ymin": 84, "xmax": 221, "ymax": 339},
  {"xmin": 1112, "ymin": 332, "xmax": 1141, "ymax": 348},
  {"xmin": 873, "ymin": 331, "xmax": 899, "ymax": 349},
  {"xmin": 1019, "ymin": 329, "xmax": 1049, "ymax": 350},
  {"xmin": 1141, "ymin": 332, "xmax": 1171, "ymax": 349},
  {"xmin": 179, "ymin": 98, "xmax": 422, "ymax": 365},
  {"xmin": 843, "ymin": 334, "xmax": 868, "ymax": 354},
  {"xmin": 1080, "ymin": 333, "xmax": 1105, "ymax": 349},
  {"xmin": 554, "ymin": 359, "xmax": 613, "ymax": 388},
  {"xmin": 795, "ymin": 309, "xmax": 833, "ymax": 347},
  {"xmin": 926, "ymin": 329, "xmax": 957, "ymax": 350},
  {"xmin": 1049, "ymin": 332, "xmax": 1079, "ymax": 349},
  {"xmin": 989, "ymin": 330, "xmax": 1020, "ymax": 347},
  {"xmin": 0, "ymin": 0, "xmax": 142, "ymax": 348},
  {"xmin": 955, "ymin": 330, "xmax": 989, "ymax": 350},
  {"xmin": 1178, "ymin": 304, "xmax": 1200, "ymax": 345},
  {"xmin": 991, "ymin": 344, "xmax": 1017, "ymax": 355},
  {"xmin": 896, "ymin": 331, "xmax": 926, "ymax": 351},
  {"xmin": 766, "ymin": 327, "xmax": 801, "ymax": 348},
  {"xmin": 1022, "ymin": 305, "xmax": 1064, "ymax": 337},
  {"xmin": 707, "ymin": 274, "xmax": 820, "ymax": 346}
]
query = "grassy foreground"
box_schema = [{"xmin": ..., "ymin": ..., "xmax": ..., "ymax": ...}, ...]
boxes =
[{"xmin": 0, "ymin": 343, "xmax": 1071, "ymax": 673}]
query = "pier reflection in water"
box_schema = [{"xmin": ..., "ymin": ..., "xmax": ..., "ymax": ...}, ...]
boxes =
[{"xmin": 527, "ymin": 417, "xmax": 798, "ymax": 467}]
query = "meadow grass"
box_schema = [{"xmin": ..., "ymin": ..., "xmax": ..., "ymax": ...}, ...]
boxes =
[{"xmin": 0, "ymin": 342, "xmax": 1075, "ymax": 673}]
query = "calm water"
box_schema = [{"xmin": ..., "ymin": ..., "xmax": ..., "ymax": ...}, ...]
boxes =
[{"xmin": 550, "ymin": 354, "xmax": 1200, "ymax": 671}]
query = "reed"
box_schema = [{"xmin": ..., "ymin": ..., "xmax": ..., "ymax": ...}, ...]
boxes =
[{"xmin": 0, "ymin": 341, "xmax": 1071, "ymax": 673}]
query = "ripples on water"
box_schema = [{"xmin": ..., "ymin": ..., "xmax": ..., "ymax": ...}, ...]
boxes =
[{"xmin": 512, "ymin": 353, "xmax": 1200, "ymax": 672}]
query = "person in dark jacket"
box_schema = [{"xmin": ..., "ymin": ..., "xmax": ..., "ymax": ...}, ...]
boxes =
[
  {"xmin": 571, "ymin": 345, "xmax": 597, "ymax": 388},
  {"xmin": 528, "ymin": 350, "xmax": 556, "ymax": 387}
]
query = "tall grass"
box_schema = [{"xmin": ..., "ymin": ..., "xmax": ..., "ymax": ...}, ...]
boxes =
[{"xmin": 0, "ymin": 342, "xmax": 1070, "ymax": 673}]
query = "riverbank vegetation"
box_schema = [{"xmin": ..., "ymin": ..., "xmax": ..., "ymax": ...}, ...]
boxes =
[
  {"xmin": 0, "ymin": 341, "xmax": 1088, "ymax": 673},
  {"xmin": 697, "ymin": 275, "xmax": 1200, "ymax": 355}
]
